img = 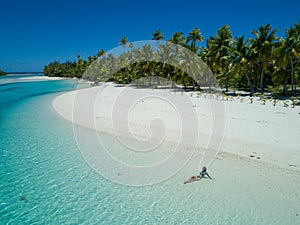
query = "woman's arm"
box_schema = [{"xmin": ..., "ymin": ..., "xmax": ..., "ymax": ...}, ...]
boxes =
[{"xmin": 205, "ymin": 172, "xmax": 212, "ymax": 179}]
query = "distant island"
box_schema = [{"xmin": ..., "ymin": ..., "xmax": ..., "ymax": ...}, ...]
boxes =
[
  {"xmin": 0, "ymin": 71, "xmax": 44, "ymax": 76},
  {"xmin": 6, "ymin": 72, "xmax": 44, "ymax": 75},
  {"xmin": 0, "ymin": 68, "xmax": 7, "ymax": 76}
]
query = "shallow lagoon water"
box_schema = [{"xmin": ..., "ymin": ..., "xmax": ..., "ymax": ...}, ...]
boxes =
[{"xmin": 0, "ymin": 76, "xmax": 299, "ymax": 224}]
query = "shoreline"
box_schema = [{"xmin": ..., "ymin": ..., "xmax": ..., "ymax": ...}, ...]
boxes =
[
  {"xmin": 52, "ymin": 83, "xmax": 300, "ymax": 172},
  {"xmin": 0, "ymin": 75, "xmax": 69, "ymax": 85}
]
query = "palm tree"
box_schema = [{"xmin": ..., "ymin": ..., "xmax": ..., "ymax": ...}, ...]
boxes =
[
  {"xmin": 119, "ymin": 36, "xmax": 129, "ymax": 82},
  {"xmin": 207, "ymin": 25, "xmax": 233, "ymax": 91},
  {"xmin": 169, "ymin": 32, "xmax": 185, "ymax": 46},
  {"xmin": 151, "ymin": 30, "xmax": 166, "ymax": 84},
  {"xmin": 97, "ymin": 49, "xmax": 106, "ymax": 59},
  {"xmin": 199, "ymin": 44, "xmax": 214, "ymax": 89},
  {"xmin": 119, "ymin": 36, "xmax": 128, "ymax": 53},
  {"xmin": 276, "ymin": 25, "xmax": 299, "ymax": 95},
  {"xmin": 157, "ymin": 44, "xmax": 178, "ymax": 85},
  {"xmin": 76, "ymin": 54, "xmax": 86, "ymax": 77},
  {"xmin": 231, "ymin": 36, "xmax": 254, "ymax": 93},
  {"xmin": 186, "ymin": 28, "xmax": 204, "ymax": 53},
  {"xmin": 250, "ymin": 23, "xmax": 278, "ymax": 93},
  {"xmin": 133, "ymin": 44, "xmax": 155, "ymax": 82},
  {"xmin": 178, "ymin": 46, "xmax": 204, "ymax": 89},
  {"xmin": 87, "ymin": 56, "xmax": 98, "ymax": 65},
  {"xmin": 169, "ymin": 31, "xmax": 186, "ymax": 60},
  {"xmin": 152, "ymin": 29, "xmax": 164, "ymax": 41}
]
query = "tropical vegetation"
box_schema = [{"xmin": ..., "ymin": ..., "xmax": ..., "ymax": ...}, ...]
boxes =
[
  {"xmin": 0, "ymin": 68, "xmax": 7, "ymax": 76},
  {"xmin": 44, "ymin": 22, "xmax": 300, "ymax": 96}
]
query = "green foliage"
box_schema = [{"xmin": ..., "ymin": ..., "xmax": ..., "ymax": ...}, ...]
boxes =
[
  {"xmin": 152, "ymin": 29, "xmax": 164, "ymax": 41},
  {"xmin": 186, "ymin": 28, "xmax": 204, "ymax": 52},
  {"xmin": 43, "ymin": 23, "xmax": 300, "ymax": 97},
  {"xmin": 0, "ymin": 68, "xmax": 7, "ymax": 76},
  {"xmin": 44, "ymin": 54, "xmax": 97, "ymax": 79}
]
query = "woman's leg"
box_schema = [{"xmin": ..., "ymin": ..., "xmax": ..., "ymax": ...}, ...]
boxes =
[{"xmin": 184, "ymin": 176, "xmax": 197, "ymax": 184}]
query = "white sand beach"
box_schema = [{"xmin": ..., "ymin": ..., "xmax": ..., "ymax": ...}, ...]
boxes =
[
  {"xmin": 19, "ymin": 76, "xmax": 65, "ymax": 81},
  {"xmin": 0, "ymin": 76, "xmax": 66, "ymax": 85},
  {"xmin": 53, "ymin": 83, "xmax": 300, "ymax": 170}
]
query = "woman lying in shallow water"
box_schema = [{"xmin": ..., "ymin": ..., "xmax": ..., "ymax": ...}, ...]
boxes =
[{"xmin": 184, "ymin": 166, "xmax": 212, "ymax": 184}]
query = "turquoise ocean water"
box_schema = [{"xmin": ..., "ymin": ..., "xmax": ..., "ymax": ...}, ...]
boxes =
[{"xmin": 1, "ymin": 75, "xmax": 299, "ymax": 224}]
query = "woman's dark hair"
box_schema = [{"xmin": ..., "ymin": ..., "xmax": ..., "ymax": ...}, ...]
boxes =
[{"xmin": 202, "ymin": 166, "xmax": 207, "ymax": 172}]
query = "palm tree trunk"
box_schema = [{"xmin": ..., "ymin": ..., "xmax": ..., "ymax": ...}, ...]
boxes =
[
  {"xmin": 244, "ymin": 69, "xmax": 254, "ymax": 94},
  {"xmin": 182, "ymin": 75, "xmax": 187, "ymax": 89},
  {"xmin": 156, "ymin": 66, "xmax": 160, "ymax": 85},
  {"xmin": 254, "ymin": 78, "xmax": 257, "ymax": 92},
  {"xmin": 222, "ymin": 60, "xmax": 229, "ymax": 92},
  {"xmin": 125, "ymin": 49, "xmax": 129, "ymax": 84},
  {"xmin": 168, "ymin": 65, "xmax": 172, "ymax": 83},
  {"xmin": 225, "ymin": 72, "xmax": 229, "ymax": 92},
  {"xmin": 260, "ymin": 67, "xmax": 264, "ymax": 94},
  {"xmin": 290, "ymin": 57, "xmax": 295, "ymax": 95},
  {"xmin": 205, "ymin": 67, "xmax": 211, "ymax": 90},
  {"xmin": 282, "ymin": 72, "xmax": 287, "ymax": 95}
]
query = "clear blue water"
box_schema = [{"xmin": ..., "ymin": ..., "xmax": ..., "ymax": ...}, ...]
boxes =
[
  {"xmin": 0, "ymin": 78, "xmax": 77, "ymax": 108},
  {"xmin": 1, "ymin": 77, "xmax": 190, "ymax": 224},
  {"xmin": 1, "ymin": 75, "xmax": 299, "ymax": 224}
]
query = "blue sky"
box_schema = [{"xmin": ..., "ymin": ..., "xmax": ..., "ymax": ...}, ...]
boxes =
[{"xmin": 0, "ymin": 0, "xmax": 299, "ymax": 72}]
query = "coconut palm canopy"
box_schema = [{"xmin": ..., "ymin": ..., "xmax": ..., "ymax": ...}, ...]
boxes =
[{"xmin": 44, "ymin": 23, "xmax": 300, "ymax": 95}]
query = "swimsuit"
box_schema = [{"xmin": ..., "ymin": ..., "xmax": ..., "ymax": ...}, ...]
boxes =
[{"xmin": 197, "ymin": 171, "xmax": 206, "ymax": 179}]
